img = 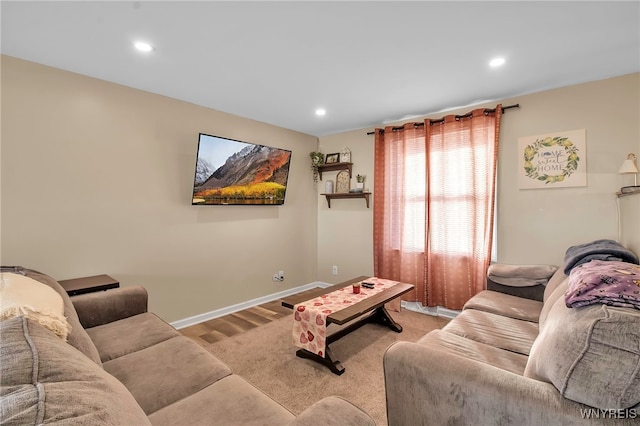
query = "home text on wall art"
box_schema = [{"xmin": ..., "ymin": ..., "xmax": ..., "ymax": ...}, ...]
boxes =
[{"xmin": 518, "ymin": 128, "xmax": 587, "ymax": 189}]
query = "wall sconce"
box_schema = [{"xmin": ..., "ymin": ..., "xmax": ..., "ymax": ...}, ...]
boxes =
[{"xmin": 619, "ymin": 153, "xmax": 639, "ymax": 193}]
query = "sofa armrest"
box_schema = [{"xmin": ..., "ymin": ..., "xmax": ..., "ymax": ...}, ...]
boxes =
[
  {"xmin": 71, "ymin": 286, "xmax": 148, "ymax": 328},
  {"xmin": 486, "ymin": 263, "xmax": 558, "ymax": 301},
  {"xmin": 383, "ymin": 341, "xmax": 634, "ymax": 425},
  {"xmin": 487, "ymin": 263, "xmax": 557, "ymax": 284},
  {"xmin": 287, "ymin": 396, "xmax": 375, "ymax": 426}
]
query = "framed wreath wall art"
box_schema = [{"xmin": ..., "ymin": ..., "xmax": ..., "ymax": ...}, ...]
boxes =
[{"xmin": 518, "ymin": 129, "xmax": 587, "ymax": 189}]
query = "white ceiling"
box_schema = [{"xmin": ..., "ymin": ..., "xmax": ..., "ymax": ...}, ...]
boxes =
[{"xmin": 2, "ymin": 1, "xmax": 639, "ymax": 137}]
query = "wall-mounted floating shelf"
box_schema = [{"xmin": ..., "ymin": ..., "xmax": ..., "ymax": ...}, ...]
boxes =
[
  {"xmin": 317, "ymin": 162, "xmax": 352, "ymax": 180},
  {"xmin": 321, "ymin": 192, "xmax": 371, "ymax": 208},
  {"xmin": 617, "ymin": 187, "xmax": 640, "ymax": 197},
  {"xmin": 617, "ymin": 191, "xmax": 640, "ymax": 198}
]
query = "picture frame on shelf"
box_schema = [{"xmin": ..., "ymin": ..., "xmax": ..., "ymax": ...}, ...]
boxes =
[
  {"xmin": 340, "ymin": 147, "xmax": 351, "ymax": 163},
  {"xmin": 325, "ymin": 153, "xmax": 340, "ymax": 164}
]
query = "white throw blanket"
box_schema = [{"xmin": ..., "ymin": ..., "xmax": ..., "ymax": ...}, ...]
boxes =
[{"xmin": 0, "ymin": 272, "xmax": 70, "ymax": 340}]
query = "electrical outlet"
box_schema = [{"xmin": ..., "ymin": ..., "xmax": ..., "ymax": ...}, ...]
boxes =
[
  {"xmin": 278, "ymin": 270, "xmax": 284, "ymax": 281},
  {"xmin": 332, "ymin": 265, "xmax": 338, "ymax": 275}
]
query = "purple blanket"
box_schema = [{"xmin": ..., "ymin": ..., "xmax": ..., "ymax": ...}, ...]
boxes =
[
  {"xmin": 565, "ymin": 260, "xmax": 640, "ymax": 309},
  {"xmin": 563, "ymin": 239, "xmax": 639, "ymax": 274}
]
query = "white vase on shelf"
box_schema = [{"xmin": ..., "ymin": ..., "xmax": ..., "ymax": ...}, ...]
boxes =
[{"xmin": 325, "ymin": 180, "xmax": 334, "ymax": 194}]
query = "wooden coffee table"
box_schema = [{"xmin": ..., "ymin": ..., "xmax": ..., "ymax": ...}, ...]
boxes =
[{"xmin": 281, "ymin": 276, "xmax": 414, "ymax": 375}]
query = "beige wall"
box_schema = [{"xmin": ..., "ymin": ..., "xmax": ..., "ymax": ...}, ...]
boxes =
[
  {"xmin": 316, "ymin": 130, "xmax": 376, "ymax": 283},
  {"xmin": 1, "ymin": 56, "xmax": 319, "ymax": 323},
  {"xmin": 318, "ymin": 72, "xmax": 640, "ymax": 281},
  {"xmin": 3, "ymin": 54, "xmax": 639, "ymax": 323},
  {"xmin": 619, "ymin": 195, "xmax": 640, "ymax": 255}
]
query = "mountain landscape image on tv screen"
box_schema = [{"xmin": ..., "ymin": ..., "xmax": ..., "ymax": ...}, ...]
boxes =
[{"xmin": 192, "ymin": 133, "xmax": 292, "ymax": 205}]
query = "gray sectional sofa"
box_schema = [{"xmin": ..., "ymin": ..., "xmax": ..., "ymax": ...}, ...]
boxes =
[
  {"xmin": 1, "ymin": 267, "xmax": 375, "ymax": 425},
  {"xmin": 384, "ymin": 254, "xmax": 640, "ymax": 425}
]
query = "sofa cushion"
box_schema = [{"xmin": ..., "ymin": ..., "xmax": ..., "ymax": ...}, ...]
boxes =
[
  {"xmin": 524, "ymin": 297, "xmax": 640, "ymax": 409},
  {"xmin": 0, "ymin": 272, "xmax": 70, "ymax": 340},
  {"xmin": 0, "ymin": 316, "xmax": 150, "ymax": 425},
  {"xmin": 463, "ymin": 290, "xmax": 543, "ymax": 322},
  {"xmin": 148, "ymin": 374, "xmax": 295, "ymax": 426},
  {"xmin": 3, "ymin": 266, "xmax": 103, "ymax": 366},
  {"xmin": 103, "ymin": 335, "xmax": 233, "ymax": 414},
  {"xmin": 86, "ymin": 312, "xmax": 180, "ymax": 362},
  {"xmin": 417, "ymin": 329, "xmax": 528, "ymax": 375},
  {"xmin": 443, "ymin": 309, "xmax": 539, "ymax": 356}
]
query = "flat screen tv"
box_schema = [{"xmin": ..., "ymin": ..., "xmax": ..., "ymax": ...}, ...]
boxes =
[{"xmin": 192, "ymin": 133, "xmax": 292, "ymax": 205}]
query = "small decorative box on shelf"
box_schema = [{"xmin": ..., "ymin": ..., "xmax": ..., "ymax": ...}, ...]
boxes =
[{"xmin": 58, "ymin": 274, "xmax": 120, "ymax": 296}]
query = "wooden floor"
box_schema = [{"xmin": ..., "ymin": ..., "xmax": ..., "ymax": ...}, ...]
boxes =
[
  {"xmin": 180, "ymin": 288, "xmax": 321, "ymax": 347},
  {"xmin": 180, "ymin": 300, "xmax": 291, "ymax": 347}
]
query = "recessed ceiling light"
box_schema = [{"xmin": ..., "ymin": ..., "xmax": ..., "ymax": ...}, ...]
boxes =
[
  {"xmin": 489, "ymin": 57, "xmax": 505, "ymax": 67},
  {"xmin": 315, "ymin": 108, "xmax": 326, "ymax": 116},
  {"xmin": 134, "ymin": 41, "xmax": 153, "ymax": 52}
]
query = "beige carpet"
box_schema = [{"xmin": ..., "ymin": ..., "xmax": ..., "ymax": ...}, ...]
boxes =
[{"xmin": 205, "ymin": 308, "xmax": 449, "ymax": 426}]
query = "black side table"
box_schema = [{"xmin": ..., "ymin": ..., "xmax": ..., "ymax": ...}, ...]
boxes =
[{"xmin": 58, "ymin": 274, "xmax": 120, "ymax": 296}]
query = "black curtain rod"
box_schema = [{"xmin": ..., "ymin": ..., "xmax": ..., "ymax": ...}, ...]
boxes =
[{"xmin": 366, "ymin": 103, "xmax": 520, "ymax": 135}]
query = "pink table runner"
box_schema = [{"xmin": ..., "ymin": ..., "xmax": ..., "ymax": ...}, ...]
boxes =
[{"xmin": 292, "ymin": 277, "xmax": 400, "ymax": 356}]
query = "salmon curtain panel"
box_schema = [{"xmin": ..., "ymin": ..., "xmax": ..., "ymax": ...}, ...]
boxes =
[{"xmin": 373, "ymin": 105, "xmax": 502, "ymax": 310}]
